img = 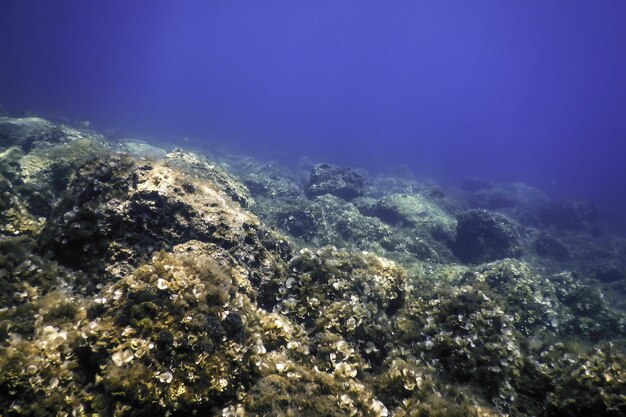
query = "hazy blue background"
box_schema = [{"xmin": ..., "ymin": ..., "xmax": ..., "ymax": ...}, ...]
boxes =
[{"xmin": 1, "ymin": 1, "xmax": 625, "ymax": 217}]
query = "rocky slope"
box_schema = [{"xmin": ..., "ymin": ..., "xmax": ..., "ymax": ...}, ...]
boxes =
[{"xmin": 0, "ymin": 116, "xmax": 625, "ymax": 417}]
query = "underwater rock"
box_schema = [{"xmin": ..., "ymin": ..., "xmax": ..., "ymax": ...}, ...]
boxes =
[
  {"xmin": 363, "ymin": 173, "xmax": 420, "ymax": 198},
  {"xmin": 453, "ymin": 209, "xmax": 523, "ymax": 264},
  {"xmin": 305, "ymin": 163, "xmax": 365, "ymax": 200},
  {"xmin": 243, "ymin": 172, "xmax": 302, "ymax": 199},
  {"xmin": 0, "ymin": 116, "xmax": 63, "ymax": 151},
  {"xmin": 39, "ymin": 153, "xmax": 288, "ymax": 293},
  {"xmin": 594, "ymin": 264, "xmax": 626, "ymax": 284},
  {"xmin": 542, "ymin": 343, "xmax": 626, "ymax": 417},
  {"xmin": 469, "ymin": 189, "xmax": 517, "ymax": 209},
  {"xmin": 276, "ymin": 246, "xmax": 407, "ymax": 363},
  {"xmin": 115, "ymin": 140, "xmax": 168, "ymax": 160},
  {"xmin": 0, "ymin": 239, "xmax": 397, "ymax": 417},
  {"xmin": 265, "ymin": 194, "xmax": 391, "ymax": 249},
  {"xmin": 0, "ymin": 146, "xmax": 24, "ymax": 183},
  {"xmin": 226, "ymin": 158, "xmax": 305, "ymax": 200},
  {"xmin": 395, "ymin": 282, "xmax": 523, "ymax": 406},
  {"xmin": 393, "ymin": 258, "xmax": 625, "ymax": 413},
  {"xmin": 258, "ymin": 193, "xmax": 452, "ymax": 263},
  {"xmin": 468, "ymin": 182, "xmax": 550, "ymax": 211},
  {"xmin": 16, "ymin": 135, "xmax": 110, "ymax": 216},
  {"xmin": 533, "ymin": 234, "xmax": 571, "ymax": 261},
  {"xmin": 0, "ymin": 118, "xmax": 110, "ymax": 227},
  {"xmin": 0, "ymin": 242, "xmax": 293, "ymax": 416},
  {"xmin": 303, "ymin": 196, "xmax": 387, "ymax": 245},
  {"xmin": 0, "ymin": 235, "xmax": 80, "ymax": 340},
  {"xmin": 539, "ymin": 200, "xmax": 601, "ymax": 233},
  {"xmin": 2, "ymin": 115, "xmax": 626, "ymax": 417},
  {"xmin": 355, "ymin": 193, "xmax": 456, "ymax": 233},
  {"xmin": 550, "ymin": 271, "xmax": 626, "ymax": 341},
  {"xmin": 165, "ymin": 149, "xmax": 255, "ymax": 208},
  {"xmin": 0, "ymin": 172, "xmax": 45, "ymax": 236}
]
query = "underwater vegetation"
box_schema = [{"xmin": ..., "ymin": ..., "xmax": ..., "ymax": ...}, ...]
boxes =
[{"xmin": 0, "ymin": 116, "xmax": 625, "ymax": 416}]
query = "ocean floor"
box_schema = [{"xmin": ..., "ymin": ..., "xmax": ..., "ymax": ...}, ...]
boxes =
[{"xmin": 0, "ymin": 116, "xmax": 625, "ymax": 416}]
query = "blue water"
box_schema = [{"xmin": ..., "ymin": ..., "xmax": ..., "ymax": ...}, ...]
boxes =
[{"xmin": 1, "ymin": 1, "xmax": 626, "ymax": 221}]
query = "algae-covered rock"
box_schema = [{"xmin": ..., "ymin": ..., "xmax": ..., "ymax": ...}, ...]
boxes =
[
  {"xmin": 2, "ymin": 115, "xmax": 626, "ymax": 417},
  {"xmin": 0, "ymin": 117, "xmax": 63, "ymax": 151},
  {"xmin": 276, "ymin": 246, "xmax": 407, "ymax": 363},
  {"xmin": 539, "ymin": 200, "xmax": 601, "ymax": 233},
  {"xmin": 0, "ymin": 236, "xmax": 80, "ymax": 341},
  {"xmin": 305, "ymin": 163, "xmax": 365, "ymax": 200},
  {"xmin": 40, "ymin": 154, "xmax": 288, "ymax": 292},
  {"xmin": 452, "ymin": 259, "xmax": 625, "ymax": 342},
  {"xmin": 165, "ymin": 149, "xmax": 255, "ymax": 208},
  {"xmin": 454, "ymin": 209, "xmax": 523, "ymax": 264},
  {"xmin": 0, "ymin": 119, "xmax": 110, "ymax": 234},
  {"xmin": 115, "ymin": 140, "xmax": 168, "ymax": 160},
  {"xmin": 0, "ymin": 173, "xmax": 45, "ymax": 236},
  {"xmin": 88, "ymin": 243, "xmax": 269, "ymax": 414},
  {"xmin": 394, "ymin": 396, "xmax": 501, "ymax": 417},
  {"xmin": 540, "ymin": 343, "xmax": 626, "ymax": 417},
  {"xmin": 395, "ymin": 283, "xmax": 523, "ymax": 406},
  {"xmin": 256, "ymin": 193, "xmax": 453, "ymax": 264},
  {"xmin": 243, "ymin": 172, "xmax": 302, "ymax": 199},
  {"xmin": 274, "ymin": 195, "xmax": 390, "ymax": 248},
  {"xmin": 226, "ymin": 354, "xmax": 389, "ymax": 417},
  {"xmin": 465, "ymin": 260, "xmax": 562, "ymax": 338},
  {"xmin": 356, "ymin": 193, "xmax": 455, "ymax": 232},
  {"xmin": 16, "ymin": 135, "xmax": 109, "ymax": 215},
  {"xmin": 0, "ymin": 242, "xmax": 283, "ymax": 416},
  {"xmin": 550, "ymin": 271, "xmax": 626, "ymax": 341},
  {"xmin": 533, "ymin": 233, "xmax": 571, "ymax": 261},
  {"xmin": 0, "ymin": 146, "xmax": 24, "ymax": 182},
  {"xmin": 0, "ymin": 240, "xmax": 395, "ymax": 417}
]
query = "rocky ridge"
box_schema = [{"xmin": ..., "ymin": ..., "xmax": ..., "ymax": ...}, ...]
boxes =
[{"xmin": 0, "ymin": 116, "xmax": 625, "ymax": 417}]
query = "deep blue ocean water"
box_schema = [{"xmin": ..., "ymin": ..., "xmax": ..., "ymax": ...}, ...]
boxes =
[{"xmin": 1, "ymin": 1, "xmax": 625, "ymax": 224}]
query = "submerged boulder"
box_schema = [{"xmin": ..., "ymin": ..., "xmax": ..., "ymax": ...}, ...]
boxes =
[
  {"xmin": 305, "ymin": 163, "xmax": 365, "ymax": 200},
  {"xmin": 356, "ymin": 193, "xmax": 455, "ymax": 233},
  {"xmin": 468, "ymin": 182, "xmax": 550, "ymax": 211},
  {"xmin": 533, "ymin": 234, "xmax": 571, "ymax": 261},
  {"xmin": 0, "ymin": 118, "xmax": 110, "ymax": 231},
  {"xmin": 243, "ymin": 172, "xmax": 302, "ymax": 199},
  {"xmin": 39, "ymin": 154, "xmax": 288, "ymax": 294},
  {"xmin": 539, "ymin": 201, "xmax": 600, "ymax": 233},
  {"xmin": 0, "ymin": 242, "xmax": 305, "ymax": 416},
  {"xmin": 2, "ymin": 116, "xmax": 626, "ymax": 417},
  {"xmin": 0, "ymin": 117, "xmax": 64, "ymax": 151},
  {"xmin": 453, "ymin": 209, "xmax": 522, "ymax": 264},
  {"xmin": 165, "ymin": 149, "xmax": 255, "ymax": 209},
  {"xmin": 277, "ymin": 246, "xmax": 407, "ymax": 363}
]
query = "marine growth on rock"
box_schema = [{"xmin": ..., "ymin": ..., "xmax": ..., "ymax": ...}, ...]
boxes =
[{"xmin": 1, "ymin": 116, "xmax": 625, "ymax": 417}]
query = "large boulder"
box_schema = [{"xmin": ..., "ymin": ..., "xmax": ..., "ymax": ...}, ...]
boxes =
[
  {"xmin": 0, "ymin": 117, "xmax": 63, "ymax": 151},
  {"xmin": 533, "ymin": 234, "xmax": 571, "ymax": 261},
  {"xmin": 355, "ymin": 193, "xmax": 455, "ymax": 234},
  {"xmin": 453, "ymin": 209, "xmax": 522, "ymax": 264},
  {"xmin": 165, "ymin": 149, "xmax": 255, "ymax": 209},
  {"xmin": 39, "ymin": 154, "xmax": 289, "ymax": 296},
  {"xmin": 539, "ymin": 201, "xmax": 601, "ymax": 233},
  {"xmin": 305, "ymin": 163, "xmax": 365, "ymax": 200},
  {"xmin": 0, "ymin": 117, "xmax": 110, "ymax": 225},
  {"xmin": 1, "ymin": 241, "xmax": 379, "ymax": 417}
]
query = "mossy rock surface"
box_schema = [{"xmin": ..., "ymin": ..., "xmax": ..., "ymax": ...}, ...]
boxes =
[{"xmin": 1, "ymin": 116, "xmax": 626, "ymax": 417}]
